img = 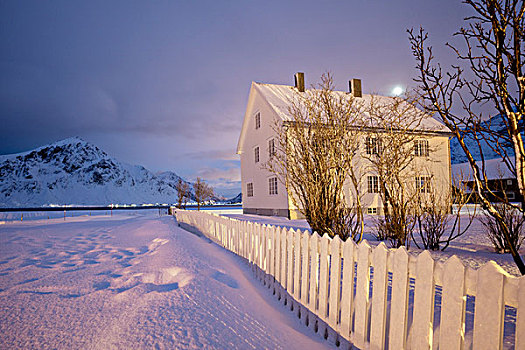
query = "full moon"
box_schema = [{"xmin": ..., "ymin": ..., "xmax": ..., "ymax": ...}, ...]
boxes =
[{"xmin": 392, "ymin": 86, "xmax": 403, "ymax": 96}]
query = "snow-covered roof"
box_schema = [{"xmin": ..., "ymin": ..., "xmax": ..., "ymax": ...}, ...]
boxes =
[
  {"xmin": 452, "ymin": 157, "xmax": 516, "ymax": 181},
  {"xmin": 254, "ymin": 82, "xmax": 449, "ymax": 130},
  {"xmin": 237, "ymin": 81, "xmax": 451, "ymax": 154}
]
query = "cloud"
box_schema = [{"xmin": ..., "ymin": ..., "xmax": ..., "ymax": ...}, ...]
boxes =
[
  {"xmin": 189, "ymin": 166, "xmax": 241, "ymax": 197},
  {"xmin": 183, "ymin": 150, "xmax": 239, "ymax": 161},
  {"xmin": 195, "ymin": 167, "xmax": 241, "ymax": 183}
]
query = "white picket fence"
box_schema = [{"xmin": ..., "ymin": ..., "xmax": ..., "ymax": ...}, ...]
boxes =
[{"xmin": 175, "ymin": 210, "xmax": 525, "ymax": 350}]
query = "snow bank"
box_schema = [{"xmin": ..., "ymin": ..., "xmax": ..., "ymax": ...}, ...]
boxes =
[{"xmin": 0, "ymin": 212, "xmax": 332, "ymax": 349}]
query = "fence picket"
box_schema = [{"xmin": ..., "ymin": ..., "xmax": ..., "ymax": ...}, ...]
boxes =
[
  {"xmin": 287, "ymin": 229, "xmax": 294, "ymax": 298},
  {"xmin": 472, "ymin": 261, "xmax": 506, "ymax": 350},
  {"xmin": 439, "ymin": 256, "xmax": 466, "ymax": 350},
  {"xmin": 410, "ymin": 250, "xmax": 435, "ymax": 350},
  {"xmin": 308, "ymin": 233, "xmax": 319, "ymax": 313},
  {"xmin": 262, "ymin": 225, "xmax": 268, "ymax": 274},
  {"xmin": 234, "ymin": 221, "xmax": 238, "ymax": 253},
  {"xmin": 369, "ymin": 242, "xmax": 389, "ymax": 350},
  {"xmin": 254, "ymin": 224, "xmax": 259, "ymax": 267},
  {"xmin": 280, "ymin": 228, "xmax": 288, "ymax": 290},
  {"xmin": 389, "ymin": 246, "xmax": 409, "ymax": 350},
  {"xmin": 328, "ymin": 236, "xmax": 342, "ymax": 330},
  {"xmin": 245, "ymin": 221, "xmax": 251, "ymax": 261},
  {"xmin": 339, "ymin": 239, "xmax": 356, "ymax": 340},
  {"xmin": 318, "ymin": 234, "xmax": 331, "ymax": 321},
  {"xmin": 301, "ymin": 232, "xmax": 310, "ymax": 306},
  {"xmin": 245, "ymin": 221, "xmax": 250, "ymax": 260},
  {"xmin": 293, "ymin": 229, "xmax": 301, "ymax": 300},
  {"xmin": 354, "ymin": 240, "xmax": 371, "ymax": 348},
  {"xmin": 258, "ymin": 224, "xmax": 264, "ymax": 271},
  {"xmin": 517, "ymin": 276, "xmax": 525, "ymax": 349},
  {"xmin": 274, "ymin": 227, "xmax": 281, "ymax": 285},
  {"xmin": 268, "ymin": 226, "xmax": 274, "ymax": 277}
]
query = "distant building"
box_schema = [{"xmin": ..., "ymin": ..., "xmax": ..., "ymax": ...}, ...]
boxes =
[
  {"xmin": 236, "ymin": 73, "xmax": 453, "ymax": 219},
  {"xmin": 452, "ymin": 157, "xmax": 521, "ymax": 203}
]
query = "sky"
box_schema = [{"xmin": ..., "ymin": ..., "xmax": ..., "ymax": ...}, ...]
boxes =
[{"xmin": 0, "ymin": 0, "xmax": 472, "ymax": 197}]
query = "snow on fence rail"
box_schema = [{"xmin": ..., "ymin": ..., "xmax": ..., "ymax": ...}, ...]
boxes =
[{"xmin": 175, "ymin": 210, "xmax": 525, "ymax": 350}]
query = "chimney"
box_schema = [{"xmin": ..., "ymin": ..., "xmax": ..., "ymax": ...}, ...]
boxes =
[
  {"xmin": 294, "ymin": 72, "xmax": 305, "ymax": 92},
  {"xmin": 349, "ymin": 78, "xmax": 362, "ymax": 98}
]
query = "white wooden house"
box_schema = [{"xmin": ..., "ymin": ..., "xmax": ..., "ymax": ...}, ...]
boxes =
[{"xmin": 237, "ymin": 73, "xmax": 453, "ymax": 219}]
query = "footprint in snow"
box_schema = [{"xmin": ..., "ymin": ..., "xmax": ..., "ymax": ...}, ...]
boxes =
[{"xmin": 211, "ymin": 270, "xmax": 239, "ymax": 289}]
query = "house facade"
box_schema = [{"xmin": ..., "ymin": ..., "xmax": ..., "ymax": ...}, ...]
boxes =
[
  {"xmin": 452, "ymin": 157, "xmax": 522, "ymax": 203},
  {"xmin": 237, "ymin": 73, "xmax": 453, "ymax": 219}
]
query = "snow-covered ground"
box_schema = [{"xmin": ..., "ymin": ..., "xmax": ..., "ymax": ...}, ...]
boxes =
[
  {"xmin": 0, "ymin": 211, "xmax": 333, "ymax": 349},
  {"xmin": 225, "ymin": 211, "xmax": 525, "ymax": 277}
]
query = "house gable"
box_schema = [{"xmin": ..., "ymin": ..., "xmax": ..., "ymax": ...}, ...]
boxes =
[{"xmin": 236, "ymin": 82, "xmax": 291, "ymax": 156}]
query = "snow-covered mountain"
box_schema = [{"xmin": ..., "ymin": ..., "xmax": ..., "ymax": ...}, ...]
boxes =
[
  {"xmin": 450, "ymin": 113, "xmax": 516, "ymax": 164},
  {"xmin": 0, "ymin": 137, "xmax": 191, "ymax": 207},
  {"xmin": 224, "ymin": 192, "xmax": 242, "ymax": 204}
]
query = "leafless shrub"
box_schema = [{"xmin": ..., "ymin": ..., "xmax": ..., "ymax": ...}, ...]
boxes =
[
  {"xmin": 413, "ymin": 175, "xmax": 475, "ymax": 251},
  {"xmin": 479, "ymin": 203, "xmax": 525, "ymax": 253}
]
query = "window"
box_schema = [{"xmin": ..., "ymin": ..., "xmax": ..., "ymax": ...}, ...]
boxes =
[
  {"xmin": 365, "ymin": 136, "xmax": 381, "ymax": 155},
  {"xmin": 414, "ymin": 140, "xmax": 429, "ymax": 157},
  {"xmin": 367, "ymin": 207, "xmax": 378, "ymax": 214},
  {"xmin": 255, "ymin": 112, "xmax": 261, "ymax": 129},
  {"xmin": 367, "ymin": 176, "xmax": 379, "ymax": 193},
  {"xmin": 416, "ymin": 176, "xmax": 431, "ymax": 193},
  {"xmin": 247, "ymin": 182, "xmax": 254, "ymax": 197},
  {"xmin": 269, "ymin": 177, "xmax": 278, "ymax": 195},
  {"xmin": 507, "ymin": 179, "xmax": 513, "ymax": 185},
  {"xmin": 507, "ymin": 191, "xmax": 515, "ymax": 200},
  {"xmin": 254, "ymin": 146, "xmax": 259, "ymax": 163},
  {"xmin": 268, "ymin": 138, "xmax": 275, "ymax": 157}
]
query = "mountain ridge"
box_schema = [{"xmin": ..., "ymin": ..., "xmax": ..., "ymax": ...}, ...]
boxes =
[{"xmin": 0, "ymin": 137, "xmax": 193, "ymax": 207}]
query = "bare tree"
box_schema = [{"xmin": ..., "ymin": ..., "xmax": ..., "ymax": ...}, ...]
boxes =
[
  {"xmin": 193, "ymin": 177, "xmax": 214, "ymax": 210},
  {"xmin": 408, "ymin": 0, "xmax": 525, "ymax": 274},
  {"xmin": 413, "ymin": 174, "xmax": 476, "ymax": 250},
  {"xmin": 265, "ymin": 73, "xmax": 365, "ymax": 241},
  {"xmin": 363, "ymin": 94, "xmax": 436, "ymax": 248},
  {"xmin": 175, "ymin": 178, "xmax": 190, "ymax": 209}
]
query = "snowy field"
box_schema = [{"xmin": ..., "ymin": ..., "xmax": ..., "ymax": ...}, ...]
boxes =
[{"xmin": 0, "ymin": 211, "xmax": 332, "ymax": 349}]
